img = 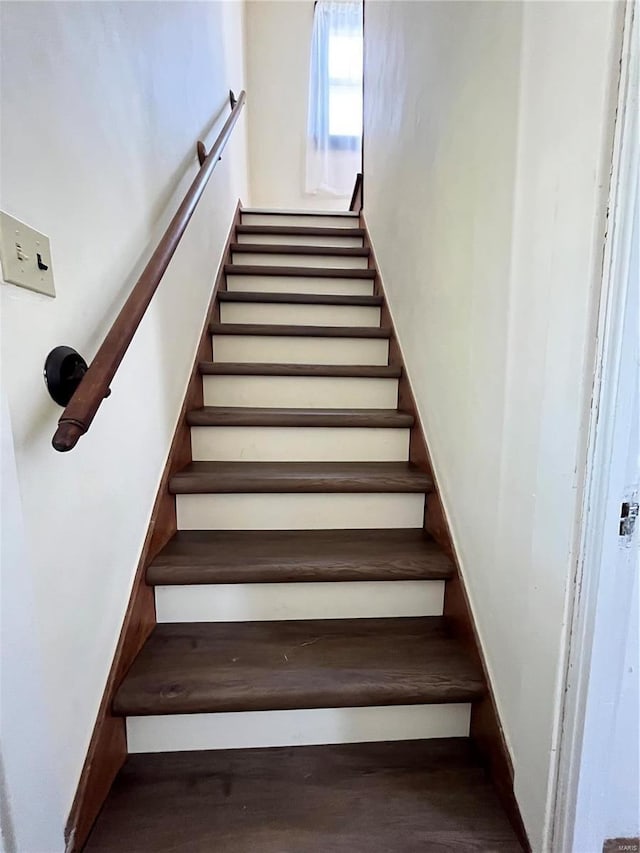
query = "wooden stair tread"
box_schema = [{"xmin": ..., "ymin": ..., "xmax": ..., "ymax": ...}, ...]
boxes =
[
  {"xmin": 241, "ymin": 208, "xmax": 359, "ymax": 217},
  {"xmin": 218, "ymin": 290, "xmax": 382, "ymax": 306},
  {"xmin": 210, "ymin": 322, "xmax": 390, "ymax": 337},
  {"xmin": 169, "ymin": 461, "xmax": 433, "ymax": 494},
  {"xmin": 236, "ymin": 224, "xmax": 366, "ymax": 237},
  {"xmin": 230, "ymin": 242, "xmax": 370, "ymax": 257},
  {"xmin": 147, "ymin": 529, "xmax": 454, "ymax": 585},
  {"xmin": 225, "ymin": 264, "xmax": 375, "ymax": 279},
  {"xmin": 85, "ymin": 739, "xmax": 522, "ymax": 853},
  {"xmin": 112, "ymin": 617, "xmax": 485, "ymax": 715},
  {"xmin": 186, "ymin": 407, "xmax": 413, "ymax": 428},
  {"xmin": 199, "ymin": 362, "xmax": 402, "ymax": 378}
]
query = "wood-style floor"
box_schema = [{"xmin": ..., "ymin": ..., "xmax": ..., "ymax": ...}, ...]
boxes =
[{"xmin": 84, "ymin": 739, "xmax": 523, "ymax": 852}]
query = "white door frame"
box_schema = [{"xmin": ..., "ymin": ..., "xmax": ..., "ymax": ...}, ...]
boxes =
[{"xmin": 550, "ymin": 3, "xmax": 639, "ymax": 850}]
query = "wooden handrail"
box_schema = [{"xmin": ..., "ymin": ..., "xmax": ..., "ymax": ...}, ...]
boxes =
[{"xmin": 51, "ymin": 90, "xmax": 246, "ymax": 452}]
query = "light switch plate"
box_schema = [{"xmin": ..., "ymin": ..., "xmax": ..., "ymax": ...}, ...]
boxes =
[{"xmin": 0, "ymin": 211, "xmax": 55, "ymax": 297}]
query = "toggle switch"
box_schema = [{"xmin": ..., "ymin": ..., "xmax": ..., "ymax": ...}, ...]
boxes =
[{"xmin": 0, "ymin": 211, "xmax": 55, "ymax": 297}]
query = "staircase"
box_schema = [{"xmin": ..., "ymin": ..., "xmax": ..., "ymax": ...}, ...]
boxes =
[{"xmin": 84, "ymin": 209, "xmax": 522, "ymax": 851}]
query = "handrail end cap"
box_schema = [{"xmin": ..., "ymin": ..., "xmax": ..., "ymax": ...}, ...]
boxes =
[{"xmin": 52, "ymin": 422, "xmax": 85, "ymax": 453}]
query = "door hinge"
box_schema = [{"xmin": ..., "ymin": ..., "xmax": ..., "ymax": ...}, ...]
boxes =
[{"xmin": 619, "ymin": 501, "xmax": 639, "ymax": 538}]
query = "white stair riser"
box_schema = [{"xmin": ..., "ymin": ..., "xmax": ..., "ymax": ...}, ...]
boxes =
[
  {"xmin": 231, "ymin": 252, "xmax": 369, "ymax": 269},
  {"xmin": 226, "ymin": 274, "xmax": 373, "ymax": 297},
  {"xmin": 219, "ymin": 302, "xmax": 380, "ymax": 328},
  {"xmin": 155, "ymin": 580, "xmax": 445, "ymax": 622},
  {"xmin": 176, "ymin": 492, "xmax": 426, "ymax": 530},
  {"xmin": 241, "ymin": 213, "xmax": 359, "ymax": 228},
  {"xmin": 127, "ymin": 704, "xmax": 471, "ymax": 753},
  {"xmin": 212, "ymin": 334, "xmax": 389, "ymax": 366},
  {"xmin": 203, "ymin": 376, "xmax": 398, "ymax": 409},
  {"xmin": 236, "ymin": 233, "xmax": 363, "ymax": 248},
  {"xmin": 191, "ymin": 426, "xmax": 409, "ymax": 462}
]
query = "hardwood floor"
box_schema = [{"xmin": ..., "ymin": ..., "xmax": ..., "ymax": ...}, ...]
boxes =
[{"xmin": 84, "ymin": 739, "xmax": 523, "ymax": 852}]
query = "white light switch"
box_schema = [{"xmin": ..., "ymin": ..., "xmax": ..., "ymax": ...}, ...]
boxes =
[{"xmin": 0, "ymin": 211, "xmax": 55, "ymax": 297}]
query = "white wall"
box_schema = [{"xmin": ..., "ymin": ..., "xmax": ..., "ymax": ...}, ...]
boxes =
[
  {"xmin": 1, "ymin": 395, "xmax": 65, "ymax": 853},
  {"xmin": 363, "ymin": 2, "xmax": 622, "ymax": 850},
  {"xmin": 0, "ymin": 1, "xmax": 248, "ymax": 848},
  {"xmin": 245, "ymin": 0, "xmax": 356, "ymax": 210}
]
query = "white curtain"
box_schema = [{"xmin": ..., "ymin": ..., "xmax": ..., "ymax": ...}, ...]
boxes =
[{"xmin": 305, "ymin": 0, "xmax": 363, "ymax": 197}]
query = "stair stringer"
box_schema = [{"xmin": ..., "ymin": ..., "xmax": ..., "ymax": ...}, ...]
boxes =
[
  {"xmin": 361, "ymin": 212, "xmax": 531, "ymax": 852},
  {"xmin": 64, "ymin": 201, "xmax": 241, "ymax": 853}
]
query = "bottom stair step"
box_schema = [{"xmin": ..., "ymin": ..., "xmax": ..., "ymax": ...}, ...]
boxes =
[{"xmin": 84, "ymin": 739, "xmax": 523, "ymax": 852}]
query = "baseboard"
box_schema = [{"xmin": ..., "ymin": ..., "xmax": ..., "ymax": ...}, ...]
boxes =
[
  {"xmin": 360, "ymin": 212, "xmax": 531, "ymax": 852},
  {"xmin": 427, "ymin": 491, "xmax": 530, "ymax": 851},
  {"xmin": 64, "ymin": 201, "xmax": 241, "ymax": 852}
]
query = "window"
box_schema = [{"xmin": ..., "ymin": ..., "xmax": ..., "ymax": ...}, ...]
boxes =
[
  {"xmin": 326, "ymin": 27, "xmax": 363, "ymax": 148},
  {"xmin": 306, "ymin": 1, "xmax": 363, "ymax": 195}
]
